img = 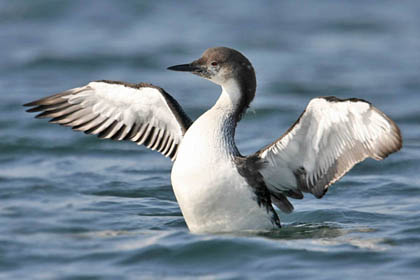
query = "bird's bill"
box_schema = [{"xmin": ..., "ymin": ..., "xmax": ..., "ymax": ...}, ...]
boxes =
[{"xmin": 167, "ymin": 63, "xmax": 199, "ymax": 72}]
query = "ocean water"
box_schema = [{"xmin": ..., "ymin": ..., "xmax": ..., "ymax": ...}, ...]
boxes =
[{"xmin": 1, "ymin": 1, "xmax": 420, "ymax": 279}]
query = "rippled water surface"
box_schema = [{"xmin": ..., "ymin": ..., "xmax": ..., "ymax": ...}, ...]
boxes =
[{"xmin": 1, "ymin": 1, "xmax": 420, "ymax": 279}]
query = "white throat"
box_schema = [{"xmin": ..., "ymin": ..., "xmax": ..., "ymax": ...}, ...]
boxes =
[{"xmin": 213, "ymin": 79, "xmax": 242, "ymax": 113}]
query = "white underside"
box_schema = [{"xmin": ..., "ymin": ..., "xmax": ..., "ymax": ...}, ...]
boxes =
[{"xmin": 171, "ymin": 94, "xmax": 274, "ymax": 233}]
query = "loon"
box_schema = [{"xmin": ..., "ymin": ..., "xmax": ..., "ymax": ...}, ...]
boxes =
[{"xmin": 24, "ymin": 47, "xmax": 402, "ymax": 233}]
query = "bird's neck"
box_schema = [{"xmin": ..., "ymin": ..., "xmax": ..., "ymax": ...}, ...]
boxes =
[{"xmin": 213, "ymin": 79, "xmax": 249, "ymax": 122}]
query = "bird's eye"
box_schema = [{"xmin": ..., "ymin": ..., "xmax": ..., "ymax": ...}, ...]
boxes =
[{"xmin": 211, "ymin": 61, "xmax": 218, "ymax": 66}]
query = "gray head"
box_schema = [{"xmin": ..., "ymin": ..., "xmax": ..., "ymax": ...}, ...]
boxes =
[{"xmin": 168, "ymin": 47, "xmax": 257, "ymax": 119}]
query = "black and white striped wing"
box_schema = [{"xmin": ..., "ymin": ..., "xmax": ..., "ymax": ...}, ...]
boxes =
[
  {"xmin": 257, "ymin": 96, "xmax": 402, "ymax": 200},
  {"xmin": 24, "ymin": 80, "xmax": 192, "ymax": 160}
]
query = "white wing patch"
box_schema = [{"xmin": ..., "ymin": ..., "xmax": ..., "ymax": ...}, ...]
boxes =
[
  {"xmin": 25, "ymin": 81, "xmax": 192, "ymax": 160},
  {"xmin": 258, "ymin": 96, "xmax": 402, "ymax": 200}
]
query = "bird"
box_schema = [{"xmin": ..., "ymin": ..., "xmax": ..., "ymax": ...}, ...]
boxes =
[{"xmin": 24, "ymin": 47, "xmax": 402, "ymax": 233}]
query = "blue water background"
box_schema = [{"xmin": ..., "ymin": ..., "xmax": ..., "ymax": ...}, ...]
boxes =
[{"xmin": 1, "ymin": 1, "xmax": 420, "ymax": 279}]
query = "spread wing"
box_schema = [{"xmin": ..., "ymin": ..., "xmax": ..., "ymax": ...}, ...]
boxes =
[
  {"xmin": 24, "ymin": 80, "xmax": 192, "ymax": 160},
  {"xmin": 256, "ymin": 96, "xmax": 402, "ymax": 211}
]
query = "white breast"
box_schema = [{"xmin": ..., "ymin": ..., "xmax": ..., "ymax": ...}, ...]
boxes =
[{"xmin": 171, "ymin": 108, "xmax": 273, "ymax": 233}]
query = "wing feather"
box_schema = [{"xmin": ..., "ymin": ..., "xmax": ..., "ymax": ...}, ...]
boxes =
[
  {"xmin": 257, "ymin": 96, "xmax": 402, "ymax": 201},
  {"xmin": 24, "ymin": 80, "xmax": 192, "ymax": 160}
]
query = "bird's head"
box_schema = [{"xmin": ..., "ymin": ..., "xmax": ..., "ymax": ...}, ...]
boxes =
[{"xmin": 168, "ymin": 47, "xmax": 256, "ymax": 104}]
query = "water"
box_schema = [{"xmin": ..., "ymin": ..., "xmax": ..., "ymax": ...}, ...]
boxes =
[{"xmin": 1, "ymin": 1, "xmax": 420, "ymax": 279}]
